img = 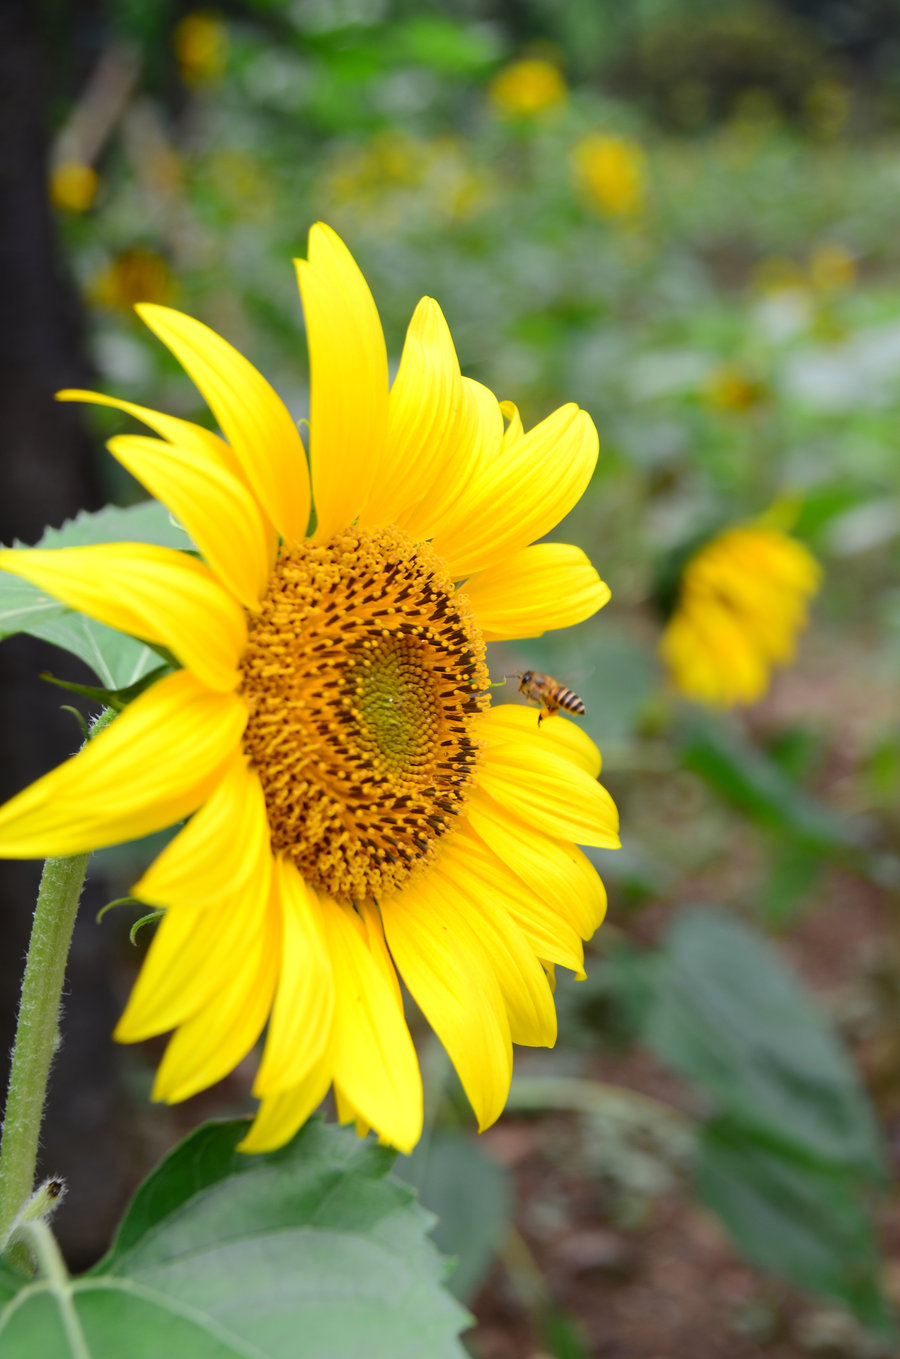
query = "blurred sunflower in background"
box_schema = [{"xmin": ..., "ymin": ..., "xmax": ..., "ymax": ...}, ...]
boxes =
[
  {"xmin": 174, "ymin": 10, "xmax": 228, "ymax": 88},
  {"xmin": 0, "ymin": 224, "xmax": 617, "ymax": 1155},
  {"xmin": 659, "ymin": 521, "xmax": 821, "ymax": 707},
  {"xmin": 489, "ymin": 56, "xmax": 568, "ymax": 119},
  {"xmin": 571, "ymin": 133, "xmax": 648, "ymax": 218},
  {"xmin": 49, "ymin": 160, "xmax": 99, "ymax": 213}
]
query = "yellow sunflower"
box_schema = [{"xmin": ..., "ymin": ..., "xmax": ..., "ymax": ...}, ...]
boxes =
[
  {"xmin": 659, "ymin": 523, "xmax": 821, "ymax": 707},
  {"xmin": 0, "ymin": 224, "xmax": 617, "ymax": 1154}
]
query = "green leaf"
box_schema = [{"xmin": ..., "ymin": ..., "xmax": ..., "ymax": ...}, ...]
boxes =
[
  {"xmin": 541, "ymin": 1307, "xmax": 593, "ymax": 1359},
  {"xmin": 758, "ymin": 842, "xmax": 822, "ymax": 927},
  {"xmin": 395, "ymin": 1130, "xmax": 512, "ymax": 1302},
  {"xmin": 394, "ymin": 17, "xmax": 500, "ymax": 74},
  {"xmin": 678, "ymin": 712, "xmax": 860, "ymax": 853},
  {"xmin": 641, "ymin": 909, "xmax": 885, "ymax": 1178},
  {"xmin": 0, "ymin": 502, "xmax": 189, "ymax": 689},
  {"xmin": 40, "ymin": 663, "xmax": 172, "ymax": 712},
  {"xmin": 632, "ymin": 911, "xmax": 892, "ymax": 1327},
  {"xmin": 698, "ymin": 1118, "xmax": 894, "ymax": 1333},
  {"xmin": 0, "ymin": 1119, "xmax": 469, "ymax": 1358}
]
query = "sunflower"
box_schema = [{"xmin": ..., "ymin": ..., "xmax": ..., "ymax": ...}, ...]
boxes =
[
  {"xmin": 0, "ymin": 224, "xmax": 617, "ymax": 1153},
  {"xmin": 659, "ymin": 523, "xmax": 821, "ymax": 707}
]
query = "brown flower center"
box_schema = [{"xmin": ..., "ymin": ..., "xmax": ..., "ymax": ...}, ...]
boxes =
[{"xmin": 239, "ymin": 526, "xmax": 488, "ymax": 903}]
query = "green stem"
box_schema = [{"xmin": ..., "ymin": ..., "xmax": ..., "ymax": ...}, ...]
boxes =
[
  {"xmin": 0, "ymin": 707, "xmax": 114, "ymax": 1255},
  {"xmin": 11, "ymin": 1219, "xmax": 89, "ymax": 1359},
  {"xmin": 0, "ymin": 850, "xmax": 91, "ymax": 1252}
]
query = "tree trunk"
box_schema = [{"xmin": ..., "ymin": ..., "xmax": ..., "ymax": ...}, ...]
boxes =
[{"xmin": 0, "ymin": 0, "xmax": 130, "ymax": 1269}]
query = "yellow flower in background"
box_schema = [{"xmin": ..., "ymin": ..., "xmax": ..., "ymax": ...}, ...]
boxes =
[
  {"xmin": 752, "ymin": 256, "xmax": 807, "ymax": 295},
  {"xmin": 175, "ymin": 11, "xmax": 228, "ymax": 87},
  {"xmin": 0, "ymin": 224, "xmax": 617, "ymax": 1155},
  {"xmin": 489, "ymin": 57, "xmax": 567, "ymax": 119},
  {"xmin": 572, "ymin": 134, "xmax": 647, "ymax": 218},
  {"xmin": 322, "ymin": 132, "xmax": 489, "ymax": 227},
  {"xmin": 92, "ymin": 249, "xmax": 175, "ymax": 313},
  {"xmin": 704, "ymin": 363, "xmax": 768, "ymax": 414},
  {"xmin": 50, "ymin": 161, "xmax": 99, "ymax": 213},
  {"xmin": 660, "ymin": 524, "xmax": 821, "ymax": 707},
  {"xmin": 804, "ymin": 78, "xmax": 851, "ymax": 139},
  {"xmin": 809, "ymin": 242, "xmax": 857, "ymax": 294}
]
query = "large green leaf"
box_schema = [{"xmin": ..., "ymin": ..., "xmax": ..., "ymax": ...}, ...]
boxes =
[
  {"xmin": 698, "ymin": 1117, "xmax": 893, "ymax": 1333},
  {"xmin": 641, "ymin": 909, "xmax": 885, "ymax": 1177},
  {"xmin": 629, "ymin": 910, "xmax": 892, "ymax": 1327},
  {"xmin": 0, "ymin": 502, "xmax": 188, "ymax": 689},
  {"xmin": 0, "ymin": 1119, "xmax": 469, "ymax": 1358}
]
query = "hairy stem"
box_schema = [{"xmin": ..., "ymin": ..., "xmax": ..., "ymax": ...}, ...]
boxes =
[
  {"xmin": 0, "ymin": 850, "xmax": 91, "ymax": 1253},
  {"xmin": 0, "ymin": 707, "xmax": 114, "ymax": 1256}
]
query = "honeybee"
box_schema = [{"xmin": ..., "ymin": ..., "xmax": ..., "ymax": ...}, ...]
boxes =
[{"xmin": 518, "ymin": 670, "xmax": 586, "ymax": 727}]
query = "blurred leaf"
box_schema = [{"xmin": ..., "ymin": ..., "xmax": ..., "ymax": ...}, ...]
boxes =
[
  {"xmin": 395, "ymin": 17, "xmax": 499, "ymax": 74},
  {"xmin": 764, "ymin": 724, "xmax": 825, "ymax": 783},
  {"xmin": 698, "ymin": 1117, "xmax": 894, "ymax": 1333},
  {"xmin": 0, "ymin": 502, "xmax": 188, "ymax": 689},
  {"xmin": 632, "ymin": 910, "xmax": 891, "ymax": 1327},
  {"xmin": 791, "ymin": 481, "xmax": 879, "ymax": 545},
  {"xmin": 758, "ymin": 842, "xmax": 822, "ymax": 927},
  {"xmin": 542, "ymin": 1306, "xmax": 593, "ymax": 1359},
  {"xmin": 395, "ymin": 1130, "xmax": 512, "ymax": 1302},
  {"xmin": 642, "ymin": 909, "xmax": 886, "ymax": 1178},
  {"xmin": 678, "ymin": 712, "xmax": 859, "ymax": 853},
  {"xmin": 0, "ymin": 1119, "xmax": 468, "ymax": 1357}
]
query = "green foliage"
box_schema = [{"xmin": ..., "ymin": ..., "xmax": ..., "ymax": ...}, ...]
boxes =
[
  {"xmin": 0, "ymin": 1120, "xmax": 469, "ymax": 1358},
  {"xmin": 631, "ymin": 910, "xmax": 891, "ymax": 1326},
  {"xmin": 678, "ymin": 711, "xmax": 859, "ymax": 854},
  {"xmin": 699, "ymin": 1118, "xmax": 891, "ymax": 1331},
  {"xmin": 395, "ymin": 1131, "xmax": 512, "ymax": 1303},
  {"xmin": 0, "ymin": 503, "xmax": 186, "ymax": 689}
]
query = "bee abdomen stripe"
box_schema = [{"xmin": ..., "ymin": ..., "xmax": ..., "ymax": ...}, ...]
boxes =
[{"xmin": 558, "ymin": 689, "xmax": 585, "ymax": 713}]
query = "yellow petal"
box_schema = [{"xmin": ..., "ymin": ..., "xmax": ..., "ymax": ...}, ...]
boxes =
[
  {"xmin": 136, "ymin": 304, "xmax": 310, "ymax": 543},
  {"xmin": 59, "ymin": 388, "xmax": 279, "ymax": 573},
  {"xmin": 662, "ymin": 597, "xmax": 767, "ymax": 706},
  {"xmin": 57, "ymin": 388, "xmax": 246, "ymax": 486},
  {"xmin": 333, "ymin": 1087, "xmax": 373, "ymax": 1142},
  {"xmin": 116, "ymin": 873, "xmax": 269, "ymax": 1042},
  {"xmin": 152, "ymin": 886, "xmax": 280, "ymax": 1103},
  {"xmin": 467, "ymin": 789, "xmax": 607, "ymax": 940},
  {"xmin": 479, "ymin": 702, "xmax": 602, "ymax": 778},
  {"xmin": 320, "ymin": 896, "xmax": 422, "ymax": 1152},
  {"xmin": 478, "ymin": 740, "xmax": 619, "ymax": 848},
  {"xmin": 107, "ymin": 435, "xmax": 271, "ymax": 611},
  {"xmin": 133, "ymin": 753, "xmax": 271, "ymax": 910},
  {"xmin": 382, "ymin": 874, "xmax": 513, "ymax": 1131},
  {"xmin": 254, "ymin": 860, "xmax": 335, "ymax": 1096},
  {"xmin": 442, "ymin": 824, "xmax": 586, "ymax": 975},
  {"xmin": 499, "ymin": 399, "xmax": 523, "ymax": 444},
  {"xmin": 364, "ymin": 298, "xmax": 462, "ymax": 527},
  {"xmin": 428, "ymin": 842, "xmax": 557, "ymax": 1046},
  {"xmin": 0, "ymin": 542, "xmax": 246, "ymax": 693},
  {"xmin": 431, "ymin": 403, "xmax": 599, "ymax": 577},
  {"xmin": 0, "ymin": 669, "xmax": 246, "ymax": 858},
  {"xmin": 401, "ymin": 376, "xmax": 505, "ymax": 545},
  {"xmin": 295, "ymin": 224, "xmax": 388, "ymax": 540},
  {"xmin": 239, "ymin": 1043, "xmax": 334, "ymax": 1153},
  {"xmin": 465, "ymin": 542, "xmax": 610, "ymax": 641}
]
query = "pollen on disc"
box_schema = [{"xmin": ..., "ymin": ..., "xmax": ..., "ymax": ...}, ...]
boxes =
[{"xmin": 239, "ymin": 525, "xmax": 488, "ymax": 903}]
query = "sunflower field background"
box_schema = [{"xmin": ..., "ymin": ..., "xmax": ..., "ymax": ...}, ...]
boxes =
[{"xmin": 2, "ymin": 0, "xmax": 900, "ymax": 1355}]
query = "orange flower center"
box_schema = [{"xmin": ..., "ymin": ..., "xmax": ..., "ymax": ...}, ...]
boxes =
[{"xmin": 239, "ymin": 526, "xmax": 488, "ymax": 903}]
